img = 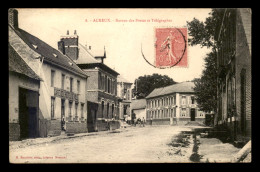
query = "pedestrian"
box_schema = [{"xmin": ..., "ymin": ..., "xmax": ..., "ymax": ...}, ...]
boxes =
[
  {"xmin": 142, "ymin": 117, "xmax": 145, "ymax": 127},
  {"xmin": 62, "ymin": 116, "xmax": 66, "ymax": 131}
]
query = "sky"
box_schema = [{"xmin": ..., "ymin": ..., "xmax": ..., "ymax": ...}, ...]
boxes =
[{"xmin": 17, "ymin": 8, "xmax": 212, "ymax": 84}]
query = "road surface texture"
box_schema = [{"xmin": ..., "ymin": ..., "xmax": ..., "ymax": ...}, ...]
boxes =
[{"xmin": 9, "ymin": 125, "xmax": 241, "ymax": 163}]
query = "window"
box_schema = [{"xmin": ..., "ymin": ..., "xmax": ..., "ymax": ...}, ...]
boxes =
[
  {"xmin": 77, "ymin": 80, "xmax": 80, "ymax": 93},
  {"xmin": 127, "ymin": 90, "xmax": 130, "ymax": 100},
  {"xmin": 61, "ymin": 74, "xmax": 65, "ymax": 89},
  {"xmin": 105, "ymin": 76, "xmax": 108, "ymax": 92},
  {"xmin": 101, "ymin": 101, "xmax": 104, "ymax": 118},
  {"xmin": 61, "ymin": 99, "xmax": 65, "ymax": 118},
  {"xmin": 69, "ymin": 101, "xmax": 72, "ymax": 119},
  {"xmin": 112, "ymin": 104, "xmax": 114, "ymax": 118},
  {"xmin": 75, "ymin": 102, "xmax": 78, "ymax": 119},
  {"xmin": 70, "ymin": 77, "xmax": 73, "ymax": 92},
  {"xmin": 191, "ymin": 96, "xmax": 195, "ymax": 104},
  {"xmin": 81, "ymin": 103, "xmax": 84, "ymax": 119},
  {"xmin": 51, "ymin": 97, "xmax": 55, "ymax": 119},
  {"xmin": 108, "ymin": 78, "xmax": 110, "ymax": 93},
  {"xmin": 99, "ymin": 73, "xmax": 102, "ymax": 89},
  {"xmin": 107, "ymin": 103, "xmax": 109, "ymax": 118},
  {"xmin": 51, "ymin": 70, "xmax": 55, "ymax": 87},
  {"xmin": 181, "ymin": 108, "xmax": 186, "ymax": 117},
  {"xmin": 182, "ymin": 96, "xmax": 186, "ymax": 105}
]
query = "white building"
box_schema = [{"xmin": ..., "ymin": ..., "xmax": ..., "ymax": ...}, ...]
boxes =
[{"xmin": 146, "ymin": 82, "xmax": 206, "ymax": 125}]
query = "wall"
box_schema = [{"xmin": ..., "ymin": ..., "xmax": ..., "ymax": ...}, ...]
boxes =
[
  {"xmin": 148, "ymin": 118, "xmax": 171, "ymax": 125},
  {"xmin": 38, "ymin": 62, "xmax": 87, "ymax": 136},
  {"xmin": 133, "ymin": 109, "xmax": 146, "ymax": 120},
  {"xmin": 235, "ymin": 9, "xmax": 251, "ymax": 137},
  {"xmin": 9, "ymin": 72, "xmax": 40, "ymax": 140},
  {"xmin": 66, "ymin": 122, "xmax": 88, "ymax": 134}
]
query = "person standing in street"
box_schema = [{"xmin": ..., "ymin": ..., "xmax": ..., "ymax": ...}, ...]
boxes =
[{"xmin": 142, "ymin": 117, "xmax": 145, "ymax": 127}]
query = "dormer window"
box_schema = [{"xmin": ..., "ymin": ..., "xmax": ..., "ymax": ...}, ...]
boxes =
[
  {"xmin": 53, "ymin": 53, "xmax": 57, "ymax": 58},
  {"xmin": 32, "ymin": 44, "xmax": 37, "ymax": 49}
]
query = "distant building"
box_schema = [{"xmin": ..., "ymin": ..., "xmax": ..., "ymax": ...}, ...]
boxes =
[
  {"xmin": 117, "ymin": 75, "xmax": 133, "ymax": 121},
  {"xmin": 146, "ymin": 82, "xmax": 206, "ymax": 125},
  {"xmin": 9, "ymin": 9, "xmax": 88, "ymax": 140},
  {"xmin": 131, "ymin": 99, "xmax": 147, "ymax": 121},
  {"xmin": 58, "ymin": 32, "xmax": 120, "ymax": 132},
  {"xmin": 214, "ymin": 9, "xmax": 251, "ymax": 142}
]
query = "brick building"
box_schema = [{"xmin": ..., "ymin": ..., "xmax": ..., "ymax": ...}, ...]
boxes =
[
  {"xmin": 58, "ymin": 32, "xmax": 120, "ymax": 132},
  {"xmin": 9, "ymin": 9, "xmax": 88, "ymax": 140},
  {"xmin": 117, "ymin": 75, "xmax": 132, "ymax": 121},
  {"xmin": 146, "ymin": 82, "xmax": 206, "ymax": 125},
  {"xmin": 214, "ymin": 9, "xmax": 251, "ymax": 142}
]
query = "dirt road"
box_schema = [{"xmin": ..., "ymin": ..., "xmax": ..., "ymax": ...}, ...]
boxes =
[{"xmin": 10, "ymin": 125, "xmax": 194, "ymax": 163}]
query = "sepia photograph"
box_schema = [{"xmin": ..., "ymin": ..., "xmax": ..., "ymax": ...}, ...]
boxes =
[{"xmin": 8, "ymin": 8, "xmax": 251, "ymax": 163}]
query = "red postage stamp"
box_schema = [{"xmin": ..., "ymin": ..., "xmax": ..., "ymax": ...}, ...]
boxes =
[{"xmin": 155, "ymin": 27, "xmax": 188, "ymax": 68}]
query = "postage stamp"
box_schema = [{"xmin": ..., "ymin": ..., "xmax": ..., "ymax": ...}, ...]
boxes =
[{"xmin": 154, "ymin": 27, "xmax": 188, "ymax": 68}]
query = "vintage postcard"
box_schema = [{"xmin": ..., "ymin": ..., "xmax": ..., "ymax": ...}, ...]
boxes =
[{"xmin": 8, "ymin": 8, "xmax": 251, "ymax": 163}]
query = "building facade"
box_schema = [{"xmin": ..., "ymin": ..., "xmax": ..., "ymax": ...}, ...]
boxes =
[
  {"xmin": 131, "ymin": 99, "xmax": 147, "ymax": 122},
  {"xmin": 9, "ymin": 42, "xmax": 41, "ymax": 141},
  {"xmin": 58, "ymin": 32, "xmax": 120, "ymax": 132},
  {"xmin": 146, "ymin": 82, "xmax": 205, "ymax": 125},
  {"xmin": 9, "ymin": 9, "xmax": 88, "ymax": 139},
  {"xmin": 117, "ymin": 75, "xmax": 132, "ymax": 121},
  {"xmin": 214, "ymin": 8, "xmax": 251, "ymax": 142}
]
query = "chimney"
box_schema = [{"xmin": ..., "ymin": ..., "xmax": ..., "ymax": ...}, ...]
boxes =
[
  {"xmin": 8, "ymin": 8, "xmax": 19, "ymax": 29},
  {"xmin": 58, "ymin": 30, "xmax": 79, "ymax": 60},
  {"xmin": 58, "ymin": 41, "xmax": 65, "ymax": 54}
]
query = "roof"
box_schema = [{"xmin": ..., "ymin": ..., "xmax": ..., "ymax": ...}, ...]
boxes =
[
  {"xmin": 88, "ymin": 48, "xmax": 105, "ymax": 57},
  {"xmin": 117, "ymin": 75, "xmax": 132, "ymax": 84},
  {"xmin": 131, "ymin": 99, "xmax": 146, "ymax": 110},
  {"xmin": 9, "ymin": 44, "xmax": 41, "ymax": 81},
  {"xmin": 146, "ymin": 82, "xmax": 195, "ymax": 99},
  {"xmin": 75, "ymin": 43, "xmax": 119, "ymax": 76},
  {"xmin": 76, "ymin": 43, "xmax": 100, "ymax": 64},
  {"xmin": 11, "ymin": 26, "xmax": 87, "ymax": 78},
  {"xmin": 239, "ymin": 8, "xmax": 251, "ymax": 55}
]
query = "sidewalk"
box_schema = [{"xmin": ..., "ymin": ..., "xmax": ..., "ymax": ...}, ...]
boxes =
[{"xmin": 9, "ymin": 125, "xmax": 133, "ymax": 150}]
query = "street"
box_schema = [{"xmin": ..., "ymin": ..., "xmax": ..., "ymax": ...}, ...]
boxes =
[
  {"xmin": 9, "ymin": 125, "xmax": 241, "ymax": 163},
  {"xmin": 10, "ymin": 125, "xmax": 196, "ymax": 163}
]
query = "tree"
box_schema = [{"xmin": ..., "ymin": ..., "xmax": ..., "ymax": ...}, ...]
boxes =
[
  {"xmin": 193, "ymin": 52, "xmax": 218, "ymax": 112},
  {"xmin": 133, "ymin": 74, "xmax": 177, "ymax": 99},
  {"xmin": 187, "ymin": 9, "xmax": 225, "ymax": 112}
]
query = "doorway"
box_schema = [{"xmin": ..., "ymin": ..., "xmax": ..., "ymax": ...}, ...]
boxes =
[
  {"xmin": 190, "ymin": 108, "xmax": 195, "ymax": 121},
  {"xmin": 87, "ymin": 101, "xmax": 98, "ymax": 132},
  {"xmin": 19, "ymin": 87, "xmax": 39, "ymax": 140},
  {"xmin": 240, "ymin": 69, "xmax": 246, "ymax": 135},
  {"xmin": 61, "ymin": 99, "xmax": 65, "ymax": 131}
]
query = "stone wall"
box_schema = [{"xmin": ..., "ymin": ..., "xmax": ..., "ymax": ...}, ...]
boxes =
[
  {"xmin": 66, "ymin": 122, "xmax": 87, "ymax": 134},
  {"xmin": 9, "ymin": 123, "xmax": 20, "ymax": 141}
]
